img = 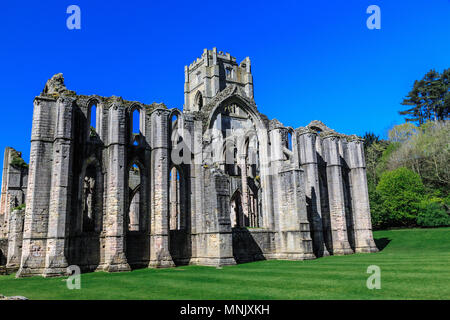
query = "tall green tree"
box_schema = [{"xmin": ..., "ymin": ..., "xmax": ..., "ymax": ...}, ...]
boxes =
[
  {"xmin": 400, "ymin": 68, "xmax": 450, "ymax": 124},
  {"xmin": 362, "ymin": 132, "xmax": 379, "ymax": 149}
]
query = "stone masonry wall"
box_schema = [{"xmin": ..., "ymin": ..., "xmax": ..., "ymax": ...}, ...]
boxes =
[{"xmin": 1, "ymin": 51, "xmax": 378, "ymax": 278}]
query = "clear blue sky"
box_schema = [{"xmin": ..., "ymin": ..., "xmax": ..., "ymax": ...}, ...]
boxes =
[{"xmin": 0, "ymin": 0, "xmax": 449, "ymax": 170}]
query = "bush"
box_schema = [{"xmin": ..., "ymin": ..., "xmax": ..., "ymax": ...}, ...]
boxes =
[
  {"xmin": 368, "ymin": 181, "xmax": 385, "ymax": 229},
  {"xmin": 417, "ymin": 200, "xmax": 450, "ymax": 227},
  {"xmin": 387, "ymin": 121, "xmax": 450, "ymax": 194},
  {"xmin": 12, "ymin": 203, "xmax": 26, "ymax": 211},
  {"xmin": 375, "ymin": 167, "xmax": 425, "ymax": 227},
  {"xmin": 10, "ymin": 156, "xmax": 28, "ymax": 169}
]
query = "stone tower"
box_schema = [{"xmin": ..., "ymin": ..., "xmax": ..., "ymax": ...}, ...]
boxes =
[{"xmin": 184, "ymin": 48, "xmax": 253, "ymax": 112}]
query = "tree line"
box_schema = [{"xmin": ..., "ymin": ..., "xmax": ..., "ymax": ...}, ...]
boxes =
[{"xmin": 364, "ymin": 68, "xmax": 449, "ymax": 229}]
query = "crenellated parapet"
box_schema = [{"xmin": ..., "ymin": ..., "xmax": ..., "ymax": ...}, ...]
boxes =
[{"xmin": 184, "ymin": 48, "xmax": 254, "ymax": 112}]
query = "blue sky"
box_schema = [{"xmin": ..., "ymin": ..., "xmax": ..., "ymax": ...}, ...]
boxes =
[{"xmin": 0, "ymin": 0, "xmax": 449, "ymax": 169}]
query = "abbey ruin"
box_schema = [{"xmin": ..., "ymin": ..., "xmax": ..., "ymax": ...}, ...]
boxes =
[{"xmin": 0, "ymin": 48, "xmax": 378, "ymax": 277}]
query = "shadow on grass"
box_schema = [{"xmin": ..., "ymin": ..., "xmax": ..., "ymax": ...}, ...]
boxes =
[{"xmin": 375, "ymin": 237, "xmax": 391, "ymax": 251}]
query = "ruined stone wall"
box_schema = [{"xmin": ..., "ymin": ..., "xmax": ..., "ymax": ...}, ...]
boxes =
[
  {"xmin": 0, "ymin": 239, "xmax": 8, "ymax": 266},
  {"xmin": 6, "ymin": 209, "xmax": 25, "ymax": 271},
  {"xmin": 0, "ymin": 148, "xmax": 28, "ymax": 239},
  {"xmin": 2, "ymin": 51, "xmax": 378, "ymax": 278},
  {"xmin": 295, "ymin": 121, "xmax": 378, "ymax": 256}
]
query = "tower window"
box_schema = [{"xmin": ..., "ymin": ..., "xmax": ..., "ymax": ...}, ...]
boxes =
[
  {"xmin": 195, "ymin": 92, "xmax": 203, "ymax": 111},
  {"xmin": 226, "ymin": 67, "xmax": 233, "ymax": 79}
]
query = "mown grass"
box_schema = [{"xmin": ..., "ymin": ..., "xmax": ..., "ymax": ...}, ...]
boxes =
[{"xmin": 0, "ymin": 228, "xmax": 449, "ymax": 300}]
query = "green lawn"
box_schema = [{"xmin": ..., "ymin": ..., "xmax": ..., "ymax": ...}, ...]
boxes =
[{"xmin": 1, "ymin": 228, "xmax": 449, "ymax": 300}]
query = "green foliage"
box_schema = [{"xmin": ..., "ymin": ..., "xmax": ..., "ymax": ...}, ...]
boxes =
[
  {"xmin": 399, "ymin": 68, "xmax": 450, "ymax": 125},
  {"xmin": 10, "ymin": 155, "xmax": 28, "ymax": 169},
  {"xmin": 374, "ymin": 142, "xmax": 400, "ymax": 181},
  {"xmin": 368, "ymin": 181, "xmax": 385, "ymax": 229},
  {"xmin": 387, "ymin": 121, "xmax": 450, "ymax": 193},
  {"xmin": 364, "ymin": 139, "xmax": 390, "ymax": 187},
  {"xmin": 362, "ymin": 132, "xmax": 379, "ymax": 149},
  {"xmin": 367, "ymin": 69, "xmax": 449, "ymax": 229},
  {"xmin": 90, "ymin": 126, "xmax": 96, "ymax": 137},
  {"xmin": 12, "ymin": 203, "xmax": 26, "ymax": 211},
  {"xmin": 375, "ymin": 167, "xmax": 425, "ymax": 227},
  {"xmin": 417, "ymin": 200, "xmax": 450, "ymax": 227},
  {"xmin": 388, "ymin": 122, "xmax": 418, "ymax": 143}
]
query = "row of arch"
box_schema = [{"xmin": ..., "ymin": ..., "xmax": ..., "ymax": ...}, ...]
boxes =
[
  {"xmin": 72, "ymin": 153, "xmax": 189, "ymax": 269},
  {"xmin": 86, "ymin": 101, "xmax": 186, "ymax": 147}
]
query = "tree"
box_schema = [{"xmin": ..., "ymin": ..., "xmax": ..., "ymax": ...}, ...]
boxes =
[
  {"xmin": 387, "ymin": 121, "xmax": 450, "ymax": 194},
  {"xmin": 400, "ymin": 69, "xmax": 450, "ymax": 124},
  {"xmin": 362, "ymin": 132, "xmax": 379, "ymax": 149},
  {"xmin": 376, "ymin": 167, "xmax": 425, "ymax": 227},
  {"xmin": 388, "ymin": 122, "xmax": 417, "ymax": 143}
]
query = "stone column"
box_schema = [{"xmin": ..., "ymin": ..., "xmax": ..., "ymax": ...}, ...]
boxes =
[
  {"xmin": 346, "ymin": 139, "xmax": 378, "ymax": 253},
  {"xmin": 273, "ymin": 166, "xmax": 315, "ymax": 260},
  {"xmin": 191, "ymin": 168, "xmax": 236, "ymax": 266},
  {"xmin": 17, "ymin": 97, "xmax": 57, "ymax": 277},
  {"xmin": 257, "ymin": 127, "xmax": 273, "ymax": 229},
  {"xmin": 297, "ymin": 130, "xmax": 329, "ymax": 257},
  {"xmin": 239, "ymin": 154, "xmax": 249, "ymax": 226},
  {"xmin": 322, "ymin": 135, "xmax": 353, "ymax": 255},
  {"xmin": 100, "ymin": 103, "xmax": 130, "ymax": 272},
  {"xmin": 43, "ymin": 97, "xmax": 74, "ymax": 277},
  {"xmin": 190, "ymin": 118, "xmax": 203, "ymax": 261},
  {"xmin": 0, "ymin": 148, "xmax": 11, "ymax": 238},
  {"xmin": 149, "ymin": 109, "xmax": 174, "ymax": 268},
  {"xmin": 6, "ymin": 208, "xmax": 24, "ymax": 272},
  {"xmin": 269, "ymin": 126, "xmax": 314, "ymax": 260},
  {"xmin": 169, "ymin": 167, "xmax": 178, "ymax": 230}
]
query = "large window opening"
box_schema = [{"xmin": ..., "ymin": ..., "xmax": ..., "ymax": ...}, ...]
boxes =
[
  {"xmin": 89, "ymin": 103, "xmax": 98, "ymax": 139},
  {"xmin": 82, "ymin": 164, "xmax": 97, "ymax": 232},
  {"xmin": 131, "ymin": 109, "xmax": 140, "ymax": 146},
  {"xmin": 287, "ymin": 131, "xmax": 293, "ymax": 151},
  {"xmin": 128, "ymin": 163, "xmax": 141, "ymax": 231},
  {"xmin": 169, "ymin": 166, "xmax": 185, "ymax": 230},
  {"xmin": 132, "ymin": 109, "xmax": 140, "ymax": 134}
]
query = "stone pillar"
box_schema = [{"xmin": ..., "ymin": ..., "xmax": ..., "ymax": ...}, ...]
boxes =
[
  {"xmin": 210, "ymin": 47, "xmax": 220, "ymax": 100},
  {"xmin": 297, "ymin": 130, "xmax": 329, "ymax": 257},
  {"xmin": 191, "ymin": 168, "xmax": 236, "ymax": 266},
  {"xmin": 268, "ymin": 126, "xmax": 284, "ymax": 235},
  {"xmin": 6, "ymin": 208, "xmax": 24, "ymax": 272},
  {"xmin": 346, "ymin": 139, "xmax": 378, "ymax": 253},
  {"xmin": 242, "ymin": 57, "xmax": 253, "ymax": 99},
  {"xmin": 239, "ymin": 154, "xmax": 249, "ymax": 226},
  {"xmin": 257, "ymin": 128, "xmax": 273, "ymax": 230},
  {"xmin": 275, "ymin": 167, "xmax": 315, "ymax": 260},
  {"xmin": 190, "ymin": 118, "xmax": 203, "ymax": 261},
  {"xmin": 149, "ymin": 109, "xmax": 174, "ymax": 268},
  {"xmin": 322, "ymin": 135, "xmax": 353, "ymax": 255},
  {"xmin": 17, "ymin": 97, "xmax": 57, "ymax": 277},
  {"xmin": 43, "ymin": 97, "xmax": 74, "ymax": 277},
  {"xmin": 169, "ymin": 167, "xmax": 178, "ymax": 230},
  {"xmin": 269, "ymin": 126, "xmax": 314, "ymax": 260},
  {"xmin": 184, "ymin": 66, "xmax": 190, "ymax": 111},
  {"xmin": 100, "ymin": 103, "xmax": 130, "ymax": 272},
  {"xmin": 0, "ymin": 148, "xmax": 11, "ymax": 238}
]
